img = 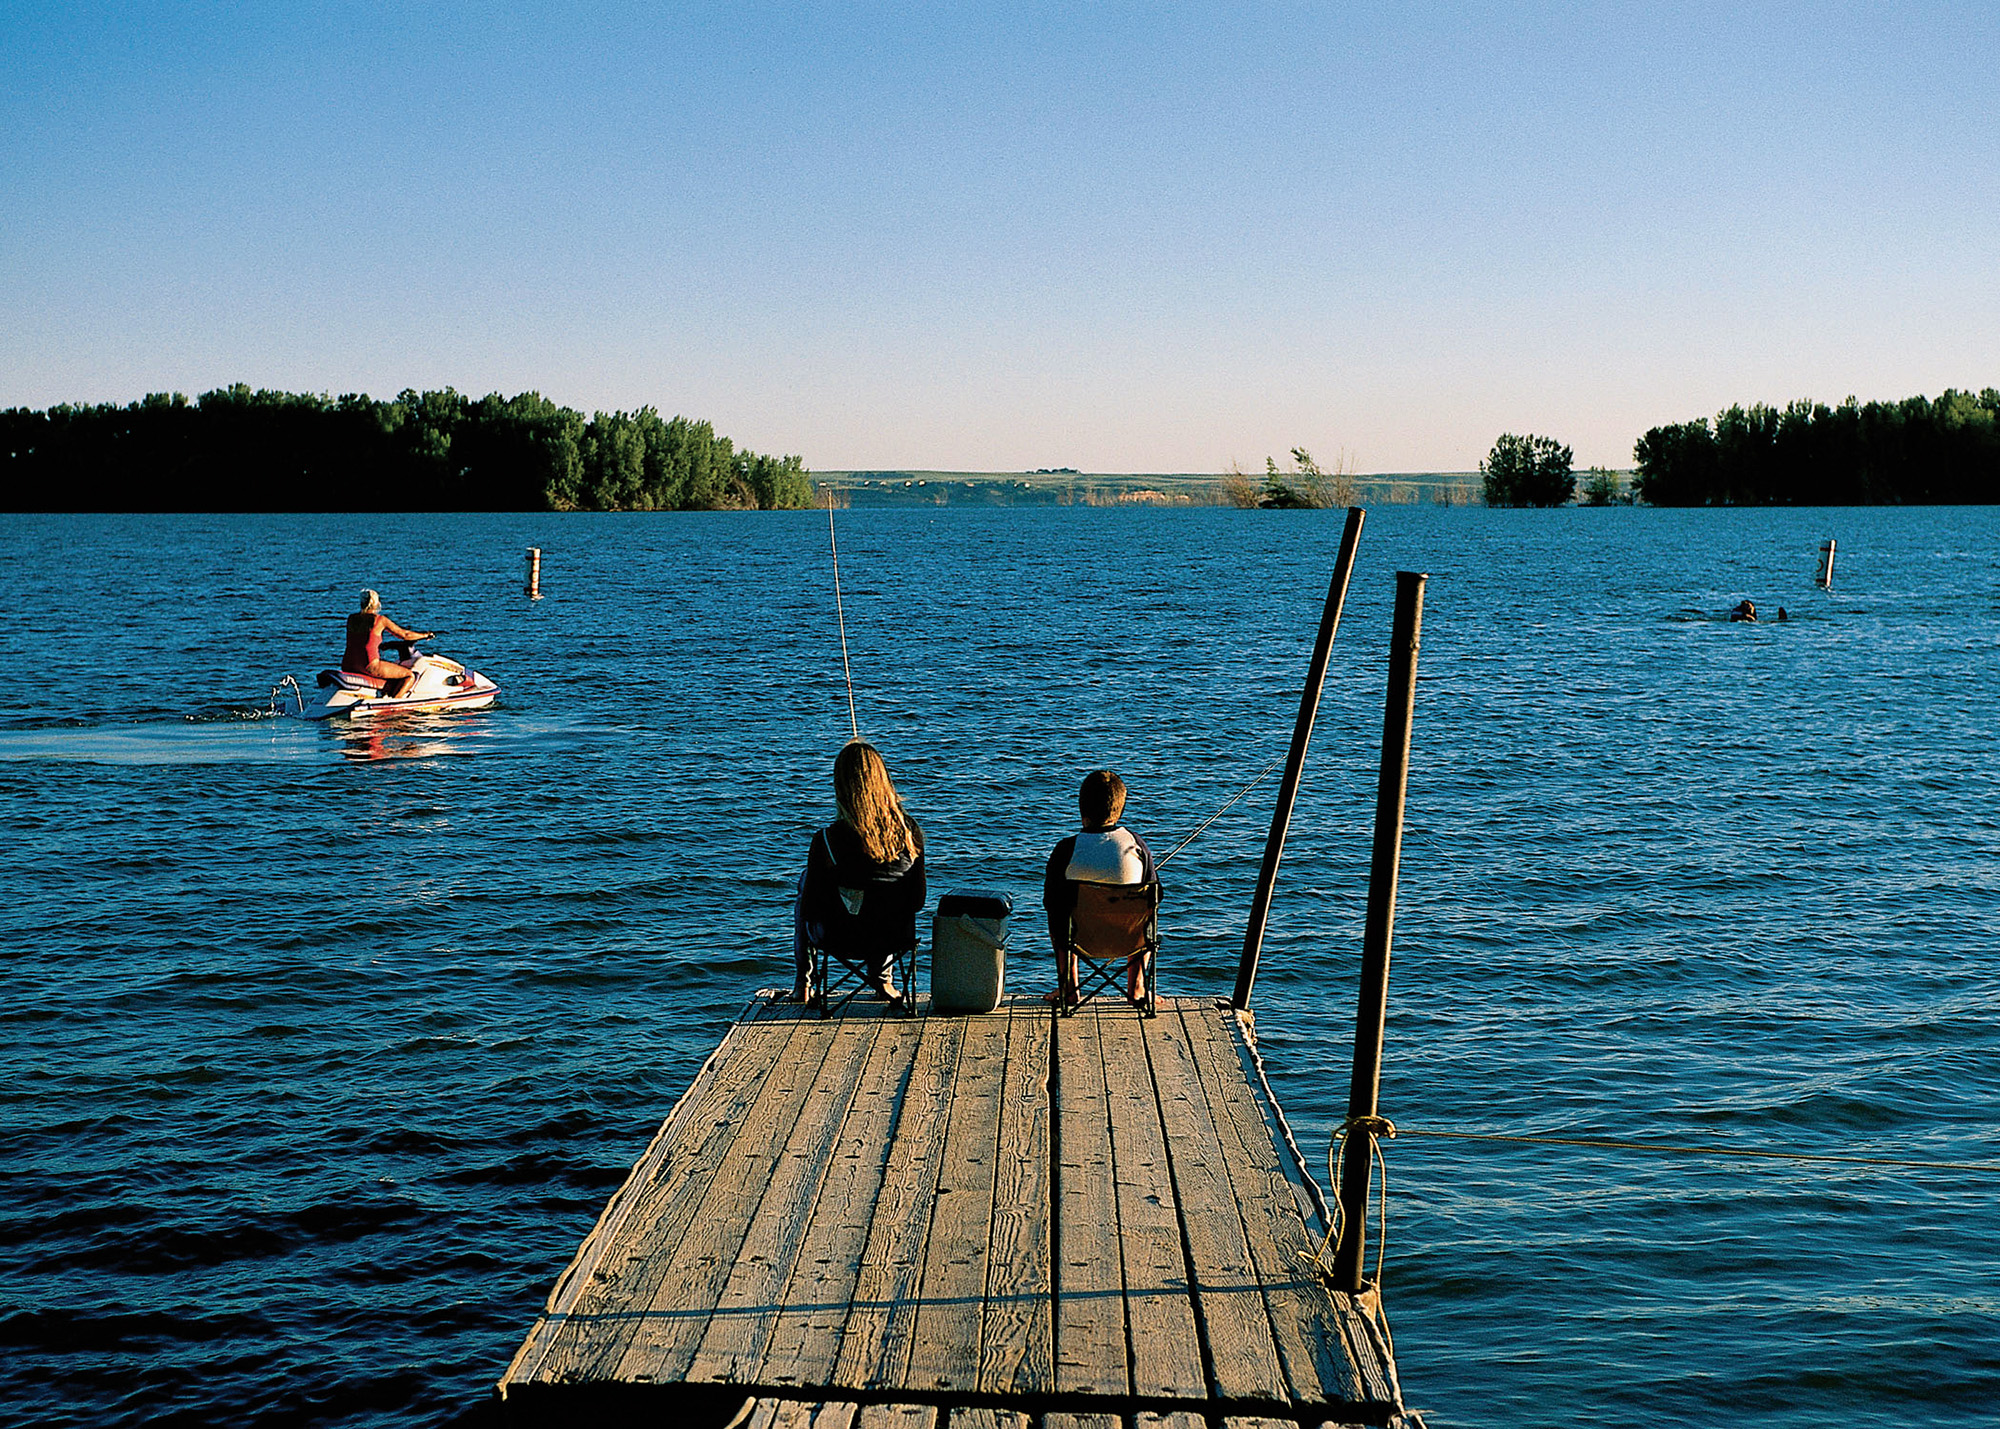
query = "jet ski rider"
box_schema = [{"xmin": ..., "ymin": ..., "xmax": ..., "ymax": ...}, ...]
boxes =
[{"xmin": 343, "ymin": 590, "xmax": 433, "ymax": 698}]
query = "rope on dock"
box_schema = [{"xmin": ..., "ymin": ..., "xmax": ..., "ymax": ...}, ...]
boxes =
[
  {"xmin": 1301, "ymin": 1114, "xmax": 1398, "ymax": 1360},
  {"xmin": 1391, "ymin": 1126, "xmax": 2000, "ymax": 1175}
]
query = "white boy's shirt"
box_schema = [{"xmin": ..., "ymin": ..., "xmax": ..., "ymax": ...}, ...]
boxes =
[{"xmin": 1065, "ymin": 826, "xmax": 1147, "ymax": 885}]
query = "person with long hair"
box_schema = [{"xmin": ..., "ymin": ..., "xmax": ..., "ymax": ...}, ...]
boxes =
[
  {"xmin": 342, "ymin": 589, "xmax": 433, "ymax": 698},
  {"xmin": 792, "ymin": 741, "xmax": 926, "ymax": 1003}
]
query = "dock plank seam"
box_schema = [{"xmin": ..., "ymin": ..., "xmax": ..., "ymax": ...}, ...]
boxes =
[
  {"xmin": 606, "ymin": 1004, "xmax": 849, "ymax": 1382},
  {"xmin": 687, "ymin": 1012, "xmax": 893, "ymax": 1383},
  {"xmin": 755, "ymin": 1014, "xmax": 926, "ymax": 1388}
]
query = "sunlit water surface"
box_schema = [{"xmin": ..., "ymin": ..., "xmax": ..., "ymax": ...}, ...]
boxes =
[{"xmin": 2, "ymin": 507, "xmax": 1996, "ymax": 1428}]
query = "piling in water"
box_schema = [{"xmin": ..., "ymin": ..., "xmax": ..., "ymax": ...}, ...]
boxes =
[{"xmin": 1334, "ymin": 568, "xmax": 1426, "ymax": 1294}]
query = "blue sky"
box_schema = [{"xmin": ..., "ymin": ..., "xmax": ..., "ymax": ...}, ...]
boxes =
[{"xmin": 4, "ymin": 1, "xmax": 1995, "ymax": 472}]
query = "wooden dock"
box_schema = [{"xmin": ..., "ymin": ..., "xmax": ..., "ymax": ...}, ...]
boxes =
[{"xmin": 497, "ymin": 993, "xmax": 1420, "ymax": 1429}]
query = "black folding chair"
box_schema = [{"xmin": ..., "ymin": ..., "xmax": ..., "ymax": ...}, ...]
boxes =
[
  {"xmin": 1061, "ymin": 879, "xmax": 1159, "ymax": 1017},
  {"xmin": 807, "ymin": 888, "xmax": 916, "ymax": 1019}
]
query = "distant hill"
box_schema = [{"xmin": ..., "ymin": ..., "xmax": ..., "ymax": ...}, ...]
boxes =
[{"xmin": 814, "ymin": 470, "xmax": 1487, "ymax": 507}]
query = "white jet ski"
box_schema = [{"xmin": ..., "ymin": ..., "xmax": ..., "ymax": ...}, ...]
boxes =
[{"xmin": 277, "ymin": 640, "xmax": 500, "ymax": 720}]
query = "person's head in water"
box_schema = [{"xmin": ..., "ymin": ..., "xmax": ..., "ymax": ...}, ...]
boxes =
[
  {"xmin": 834, "ymin": 741, "xmax": 915, "ymax": 864},
  {"xmin": 359, "ymin": 589, "xmax": 382, "ymax": 614},
  {"xmin": 1080, "ymin": 769, "xmax": 1127, "ymax": 829},
  {"xmin": 1732, "ymin": 599, "xmax": 1757, "ymax": 621}
]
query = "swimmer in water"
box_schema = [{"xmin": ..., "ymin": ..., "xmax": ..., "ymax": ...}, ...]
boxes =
[{"xmin": 1731, "ymin": 599, "xmax": 1757, "ymax": 622}]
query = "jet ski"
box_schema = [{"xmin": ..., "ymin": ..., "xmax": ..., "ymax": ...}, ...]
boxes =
[{"xmin": 278, "ymin": 640, "xmax": 500, "ymax": 720}]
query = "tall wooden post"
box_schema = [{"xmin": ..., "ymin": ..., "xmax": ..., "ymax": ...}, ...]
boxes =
[
  {"xmin": 1332, "ymin": 569, "xmax": 1426, "ymax": 1292},
  {"xmin": 1233, "ymin": 506, "xmax": 1366, "ymax": 1011}
]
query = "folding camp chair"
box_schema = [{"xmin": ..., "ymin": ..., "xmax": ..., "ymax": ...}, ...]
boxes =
[
  {"xmin": 807, "ymin": 894, "xmax": 917, "ymax": 1020},
  {"xmin": 1061, "ymin": 879, "xmax": 1159, "ymax": 1017}
]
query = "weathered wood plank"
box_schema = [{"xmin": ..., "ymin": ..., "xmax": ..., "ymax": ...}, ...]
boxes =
[
  {"xmin": 1097, "ymin": 1008, "xmax": 1206, "ymax": 1399},
  {"xmin": 744, "ymin": 1400, "xmax": 858, "ymax": 1429},
  {"xmin": 1176, "ymin": 1002, "xmax": 1369, "ymax": 1408},
  {"xmin": 1221, "ymin": 1011, "xmax": 1398, "ymax": 1409},
  {"xmin": 1136, "ymin": 1413, "xmax": 1209, "ymax": 1429},
  {"xmin": 1140, "ymin": 1002, "xmax": 1289, "ymax": 1403},
  {"xmin": 607, "ymin": 1003, "xmax": 845, "ymax": 1383},
  {"xmin": 515, "ymin": 997, "xmax": 812, "ymax": 1385},
  {"xmin": 977, "ymin": 999, "xmax": 1054, "ymax": 1396},
  {"xmin": 754, "ymin": 1014, "xmax": 925, "ymax": 1387},
  {"xmin": 1053, "ymin": 1003, "xmax": 1129, "ymax": 1397},
  {"xmin": 682, "ymin": 1013, "xmax": 888, "ymax": 1383},
  {"xmin": 853, "ymin": 1405, "xmax": 937, "ymax": 1429},
  {"xmin": 503, "ymin": 994, "xmax": 773, "ymax": 1384},
  {"xmin": 832, "ymin": 1017, "xmax": 968, "ymax": 1389},
  {"xmin": 904, "ymin": 1010, "xmax": 1010, "ymax": 1390},
  {"xmin": 944, "ymin": 1410, "xmax": 1030, "ymax": 1429},
  {"xmin": 1040, "ymin": 1417, "xmax": 1122, "ymax": 1429}
]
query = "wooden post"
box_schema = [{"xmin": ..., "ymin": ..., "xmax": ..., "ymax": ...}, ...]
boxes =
[
  {"xmin": 1233, "ymin": 506, "xmax": 1366, "ymax": 1011},
  {"xmin": 1816, "ymin": 539, "xmax": 1836, "ymax": 590},
  {"xmin": 525, "ymin": 547, "xmax": 542, "ymax": 600},
  {"xmin": 1332, "ymin": 569, "xmax": 1426, "ymax": 1293}
]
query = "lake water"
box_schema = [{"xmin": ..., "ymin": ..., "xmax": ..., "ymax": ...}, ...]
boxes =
[{"xmin": 2, "ymin": 506, "xmax": 1996, "ymax": 1428}]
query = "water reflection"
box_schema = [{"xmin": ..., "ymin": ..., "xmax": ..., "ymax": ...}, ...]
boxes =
[{"xmin": 330, "ymin": 709, "xmax": 487, "ymax": 762}]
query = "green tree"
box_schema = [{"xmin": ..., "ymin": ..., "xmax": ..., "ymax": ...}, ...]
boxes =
[
  {"xmin": 1481, "ymin": 433, "xmax": 1574, "ymax": 506},
  {"xmin": 1580, "ymin": 467, "xmax": 1623, "ymax": 505}
]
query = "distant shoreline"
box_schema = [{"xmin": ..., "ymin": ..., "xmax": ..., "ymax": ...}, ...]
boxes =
[{"xmin": 813, "ymin": 469, "xmax": 1492, "ymax": 507}]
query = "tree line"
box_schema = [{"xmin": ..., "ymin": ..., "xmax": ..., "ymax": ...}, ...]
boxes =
[
  {"xmin": 1632, "ymin": 389, "xmax": 2000, "ymax": 505},
  {"xmin": 0, "ymin": 386, "xmax": 815, "ymax": 512}
]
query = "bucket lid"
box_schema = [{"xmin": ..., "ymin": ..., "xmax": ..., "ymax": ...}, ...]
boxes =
[{"xmin": 936, "ymin": 889, "xmax": 1013, "ymax": 919}]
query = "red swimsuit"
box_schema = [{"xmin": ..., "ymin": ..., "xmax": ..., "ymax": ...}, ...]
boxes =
[{"xmin": 342, "ymin": 613, "xmax": 383, "ymax": 674}]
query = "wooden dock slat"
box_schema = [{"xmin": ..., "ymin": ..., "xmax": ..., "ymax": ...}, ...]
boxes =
[
  {"xmin": 1052, "ymin": 1002, "xmax": 1130, "ymax": 1398},
  {"xmin": 500, "ymin": 996, "xmax": 1407, "ymax": 1426},
  {"xmin": 1140, "ymin": 1002, "xmax": 1290, "ymax": 1403},
  {"xmin": 746, "ymin": 1401, "xmax": 858, "ymax": 1429},
  {"xmin": 1218, "ymin": 1011, "xmax": 1399, "ymax": 1410},
  {"xmin": 977, "ymin": 1000, "xmax": 1054, "ymax": 1396},
  {"xmin": 516, "ymin": 997, "xmax": 812, "ymax": 1384},
  {"xmin": 832, "ymin": 1016, "xmax": 969, "ymax": 1389},
  {"xmin": 944, "ymin": 1410, "xmax": 1030, "ymax": 1429},
  {"xmin": 904, "ymin": 1009, "xmax": 1011, "ymax": 1391},
  {"xmin": 682, "ymin": 1012, "xmax": 890, "ymax": 1383},
  {"xmin": 1097, "ymin": 1008, "xmax": 1207, "ymax": 1399},
  {"xmin": 1176, "ymin": 1003, "xmax": 1383, "ymax": 1409},
  {"xmin": 754, "ymin": 1015, "xmax": 925, "ymax": 1387},
  {"xmin": 607, "ymin": 1002, "xmax": 847, "ymax": 1383}
]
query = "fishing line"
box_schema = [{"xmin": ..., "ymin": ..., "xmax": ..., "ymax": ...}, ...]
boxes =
[
  {"xmin": 824, "ymin": 486, "xmax": 859, "ymax": 743},
  {"xmin": 1393, "ymin": 1126, "xmax": 2000, "ymax": 1175},
  {"xmin": 1156, "ymin": 751, "xmax": 1289, "ymax": 869}
]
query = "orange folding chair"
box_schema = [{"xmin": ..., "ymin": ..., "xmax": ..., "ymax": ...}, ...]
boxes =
[{"xmin": 1061, "ymin": 879, "xmax": 1159, "ymax": 1017}]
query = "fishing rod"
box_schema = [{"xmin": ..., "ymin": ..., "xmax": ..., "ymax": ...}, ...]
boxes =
[
  {"xmin": 1156, "ymin": 750, "xmax": 1289, "ymax": 869},
  {"xmin": 824, "ymin": 485, "xmax": 860, "ymax": 742}
]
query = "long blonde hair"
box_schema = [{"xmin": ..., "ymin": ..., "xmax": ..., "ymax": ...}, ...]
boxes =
[{"xmin": 834, "ymin": 741, "xmax": 916, "ymax": 864}]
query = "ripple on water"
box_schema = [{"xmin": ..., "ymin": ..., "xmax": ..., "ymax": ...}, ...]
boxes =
[{"xmin": 2, "ymin": 507, "xmax": 1998, "ymax": 1428}]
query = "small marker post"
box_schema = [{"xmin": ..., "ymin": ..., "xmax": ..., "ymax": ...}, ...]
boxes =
[{"xmin": 525, "ymin": 547, "xmax": 543, "ymax": 600}]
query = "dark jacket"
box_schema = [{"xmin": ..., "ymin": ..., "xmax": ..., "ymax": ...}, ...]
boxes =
[{"xmin": 801, "ymin": 818, "xmax": 927, "ymax": 958}]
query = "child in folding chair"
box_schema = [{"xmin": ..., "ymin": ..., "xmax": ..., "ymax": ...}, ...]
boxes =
[
  {"xmin": 791, "ymin": 741, "xmax": 927, "ymax": 1002},
  {"xmin": 1041, "ymin": 769, "xmax": 1161, "ymax": 1006}
]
